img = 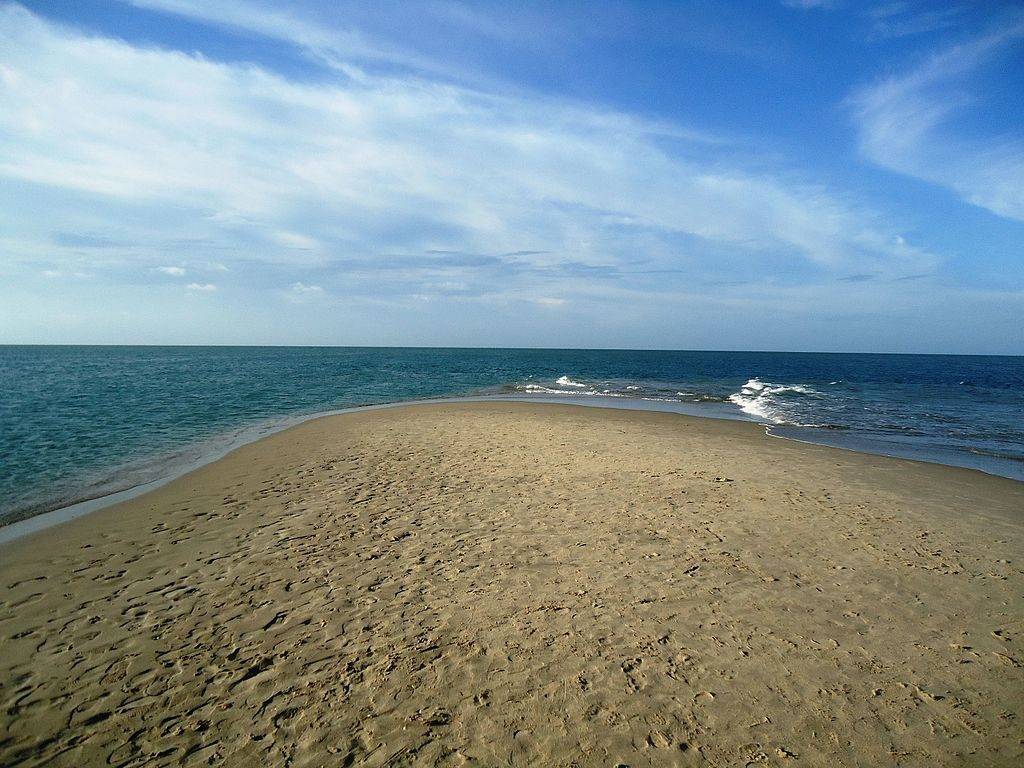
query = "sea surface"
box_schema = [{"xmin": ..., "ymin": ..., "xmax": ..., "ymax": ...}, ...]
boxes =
[{"xmin": 2, "ymin": 346, "xmax": 1023, "ymax": 527}]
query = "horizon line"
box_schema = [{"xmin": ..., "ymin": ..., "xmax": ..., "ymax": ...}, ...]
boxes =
[{"xmin": 1, "ymin": 343, "xmax": 1020, "ymax": 358}]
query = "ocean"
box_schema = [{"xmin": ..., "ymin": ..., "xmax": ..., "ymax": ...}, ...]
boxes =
[{"xmin": 2, "ymin": 346, "xmax": 1022, "ymax": 528}]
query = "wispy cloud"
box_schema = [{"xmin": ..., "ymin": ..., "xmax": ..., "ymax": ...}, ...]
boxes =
[
  {"xmin": 125, "ymin": 0, "xmax": 465, "ymax": 81},
  {"xmin": 866, "ymin": 3, "xmax": 965, "ymax": 39},
  {"xmin": 14, "ymin": 3, "xmax": 1014, "ymax": 350},
  {"xmin": 286, "ymin": 281, "xmax": 323, "ymax": 302},
  {"xmin": 273, "ymin": 231, "xmax": 318, "ymax": 250},
  {"xmin": 42, "ymin": 268, "xmax": 90, "ymax": 279},
  {"xmin": 53, "ymin": 232, "xmax": 129, "ymax": 248},
  {"xmin": 0, "ymin": 3, "xmax": 933, "ymax": 299},
  {"xmin": 848, "ymin": 17, "xmax": 1024, "ymax": 222},
  {"xmin": 782, "ymin": 0, "xmax": 838, "ymax": 10}
]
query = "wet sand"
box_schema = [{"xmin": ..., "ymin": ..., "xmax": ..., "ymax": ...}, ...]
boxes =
[{"xmin": 1, "ymin": 401, "xmax": 1022, "ymax": 767}]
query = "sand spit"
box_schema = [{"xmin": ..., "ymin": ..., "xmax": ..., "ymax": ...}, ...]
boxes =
[{"xmin": 1, "ymin": 402, "xmax": 1022, "ymax": 766}]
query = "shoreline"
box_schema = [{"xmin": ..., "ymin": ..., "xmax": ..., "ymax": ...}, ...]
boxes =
[
  {"xmin": 2, "ymin": 394, "xmax": 1022, "ymax": 547},
  {"xmin": 2, "ymin": 400, "xmax": 1021, "ymax": 766},
  {"xmin": 0, "ymin": 400, "xmax": 405, "ymax": 546}
]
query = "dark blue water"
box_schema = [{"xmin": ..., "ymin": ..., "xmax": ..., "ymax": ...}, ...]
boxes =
[{"xmin": 2, "ymin": 346, "xmax": 1022, "ymax": 526}]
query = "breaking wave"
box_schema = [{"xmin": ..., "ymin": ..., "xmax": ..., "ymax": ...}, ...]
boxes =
[
  {"xmin": 505, "ymin": 374, "xmax": 730, "ymax": 404},
  {"xmin": 555, "ymin": 375, "xmax": 587, "ymax": 388},
  {"xmin": 727, "ymin": 377, "xmax": 841, "ymax": 427},
  {"xmin": 504, "ymin": 374, "xmax": 855, "ymax": 429}
]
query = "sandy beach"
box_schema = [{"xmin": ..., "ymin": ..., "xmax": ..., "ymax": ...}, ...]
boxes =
[{"xmin": 1, "ymin": 401, "xmax": 1022, "ymax": 767}]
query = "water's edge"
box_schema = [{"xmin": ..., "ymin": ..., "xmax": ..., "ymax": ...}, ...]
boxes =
[
  {"xmin": 1, "ymin": 394, "xmax": 1019, "ymax": 547},
  {"xmin": 0, "ymin": 399, "xmax": 410, "ymax": 547}
]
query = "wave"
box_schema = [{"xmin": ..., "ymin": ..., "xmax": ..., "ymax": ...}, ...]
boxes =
[
  {"xmin": 519, "ymin": 383, "xmax": 620, "ymax": 397},
  {"xmin": 505, "ymin": 374, "xmax": 851, "ymax": 429},
  {"xmin": 967, "ymin": 447, "xmax": 1024, "ymax": 463},
  {"xmin": 728, "ymin": 377, "xmax": 824, "ymax": 425},
  {"xmin": 555, "ymin": 375, "xmax": 587, "ymax": 388},
  {"xmin": 505, "ymin": 374, "xmax": 732, "ymax": 404}
]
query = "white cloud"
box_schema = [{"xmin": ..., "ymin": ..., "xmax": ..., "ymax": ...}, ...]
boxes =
[
  {"xmin": 156, "ymin": 265, "xmax": 186, "ymax": 276},
  {"xmin": 285, "ymin": 281, "xmax": 325, "ymax": 304},
  {"xmin": 0, "ymin": 2, "xmax": 936, "ymax": 308},
  {"xmin": 273, "ymin": 231, "xmax": 318, "ymax": 250},
  {"xmin": 782, "ymin": 0, "xmax": 837, "ymax": 9},
  {"xmin": 41, "ymin": 268, "xmax": 90, "ymax": 279},
  {"xmin": 186, "ymin": 282, "xmax": 217, "ymax": 291},
  {"xmin": 866, "ymin": 3, "xmax": 964, "ymax": 39},
  {"xmin": 127, "ymin": 0, "xmax": 452, "ymax": 78},
  {"xmin": 848, "ymin": 19, "xmax": 1024, "ymax": 222}
]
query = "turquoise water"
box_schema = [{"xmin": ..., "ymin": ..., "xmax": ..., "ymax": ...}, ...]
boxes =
[{"xmin": 1, "ymin": 346, "xmax": 1022, "ymax": 525}]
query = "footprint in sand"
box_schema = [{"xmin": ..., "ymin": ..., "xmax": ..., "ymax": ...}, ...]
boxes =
[{"xmin": 622, "ymin": 657, "xmax": 646, "ymax": 693}]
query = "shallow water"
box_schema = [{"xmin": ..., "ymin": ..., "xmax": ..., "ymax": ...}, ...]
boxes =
[{"xmin": 2, "ymin": 346, "xmax": 1022, "ymax": 525}]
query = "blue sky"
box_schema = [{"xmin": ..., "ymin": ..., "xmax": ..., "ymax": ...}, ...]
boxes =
[{"xmin": 1, "ymin": 0, "xmax": 1022, "ymax": 352}]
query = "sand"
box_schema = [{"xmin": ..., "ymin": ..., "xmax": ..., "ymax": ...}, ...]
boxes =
[{"xmin": 1, "ymin": 401, "xmax": 1022, "ymax": 767}]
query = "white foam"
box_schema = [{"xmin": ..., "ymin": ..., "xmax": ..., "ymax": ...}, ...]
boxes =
[
  {"xmin": 517, "ymin": 377, "xmax": 732, "ymax": 405},
  {"xmin": 521, "ymin": 382, "xmax": 609, "ymax": 396},
  {"xmin": 556, "ymin": 375, "xmax": 588, "ymax": 388},
  {"xmin": 728, "ymin": 377, "xmax": 819, "ymax": 424}
]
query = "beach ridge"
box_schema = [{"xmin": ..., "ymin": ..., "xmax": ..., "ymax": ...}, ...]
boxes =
[{"xmin": 2, "ymin": 402, "xmax": 1022, "ymax": 766}]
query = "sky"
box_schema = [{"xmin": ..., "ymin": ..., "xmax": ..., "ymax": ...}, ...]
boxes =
[{"xmin": 1, "ymin": 0, "xmax": 1022, "ymax": 353}]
